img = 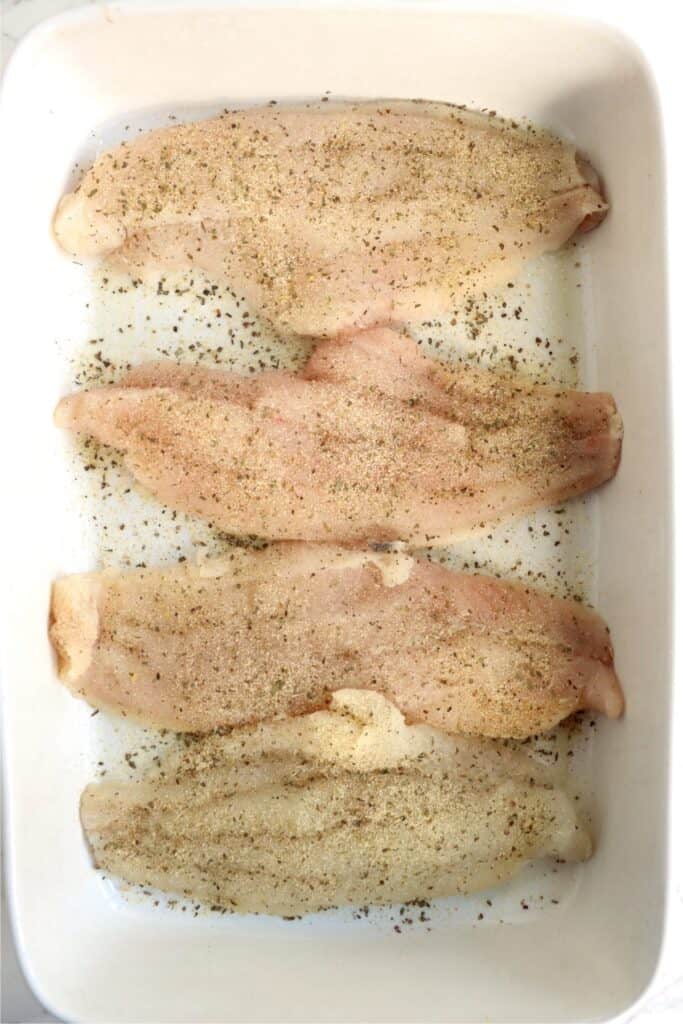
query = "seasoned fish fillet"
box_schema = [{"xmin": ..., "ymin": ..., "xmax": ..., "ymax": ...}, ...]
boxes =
[
  {"xmin": 80, "ymin": 690, "xmax": 592, "ymax": 916},
  {"xmin": 50, "ymin": 544, "xmax": 624, "ymax": 738},
  {"xmin": 53, "ymin": 101, "xmax": 606, "ymax": 337},
  {"xmin": 54, "ymin": 329, "xmax": 623, "ymax": 547}
]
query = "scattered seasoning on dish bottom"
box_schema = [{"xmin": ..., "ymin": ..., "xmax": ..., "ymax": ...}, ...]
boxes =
[{"xmin": 54, "ymin": 177, "xmax": 599, "ymax": 921}]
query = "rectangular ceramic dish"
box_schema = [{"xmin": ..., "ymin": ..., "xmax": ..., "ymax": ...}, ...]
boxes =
[{"xmin": 0, "ymin": 4, "xmax": 671, "ymax": 1021}]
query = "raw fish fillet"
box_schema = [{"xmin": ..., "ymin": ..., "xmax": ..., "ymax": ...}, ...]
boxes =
[
  {"xmin": 50, "ymin": 544, "xmax": 624, "ymax": 738},
  {"xmin": 53, "ymin": 101, "xmax": 606, "ymax": 337},
  {"xmin": 80, "ymin": 690, "xmax": 592, "ymax": 916},
  {"xmin": 54, "ymin": 329, "xmax": 623, "ymax": 547}
]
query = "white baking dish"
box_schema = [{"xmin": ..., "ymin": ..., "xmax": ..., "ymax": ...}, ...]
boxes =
[{"xmin": 0, "ymin": 4, "xmax": 672, "ymax": 1022}]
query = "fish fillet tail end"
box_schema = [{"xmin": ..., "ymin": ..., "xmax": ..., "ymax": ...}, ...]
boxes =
[
  {"xmin": 52, "ymin": 391, "xmax": 92, "ymax": 432},
  {"xmin": 49, "ymin": 576, "xmax": 100, "ymax": 684},
  {"xmin": 584, "ymin": 664, "xmax": 625, "ymax": 720},
  {"xmin": 609, "ymin": 408, "xmax": 624, "ymax": 476},
  {"xmin": 575, "ymin": 153, "xmax": 609, "ymax": 233},
  {"xmin": 53, "ymin": 394, "xmax": 81, "ymax": 431},
  {"xmin": 53, "ymin": 192, "xmax": 126, "ymax": 259}
]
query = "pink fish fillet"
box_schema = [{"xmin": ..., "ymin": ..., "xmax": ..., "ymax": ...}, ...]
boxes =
[
  {"xmin": 50, "ymin": 544, "xmax": 624, "ymax": 738},
  {"xmin": 54, "ymin": 328, "xmax": 623, "ymax": 547},
  {"xmin": 52, "ymin": 100, "xmax": 606, "ymax": 337}
]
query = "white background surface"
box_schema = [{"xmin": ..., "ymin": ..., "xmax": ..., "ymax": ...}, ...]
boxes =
[{"xmin": 0, "ymin": 1, "xmax": 681, "ymax": 1022}]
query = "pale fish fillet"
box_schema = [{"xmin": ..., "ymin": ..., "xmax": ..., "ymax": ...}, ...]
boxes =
[
  {"xmin": 54, "ymin": 328, "xmax": 623, "ymax": 547},
  {"xmin": 80, "ymin": 690, "xmax": 592, "ymax": 916},
  {"xmin": 50, "ymin": 544, "xmax": 624, "ymax": 738},
  {"xmin": 53, "ymin": 101, "xmax": 606, "ymax": 337}
]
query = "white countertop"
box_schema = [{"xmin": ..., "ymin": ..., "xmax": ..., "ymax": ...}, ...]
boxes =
[{"xmin": 1, "ymin": 1, "xmax": 681, "ymax": 1022}]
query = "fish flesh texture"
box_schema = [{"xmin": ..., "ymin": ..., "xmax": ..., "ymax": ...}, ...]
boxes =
[
  {"xmin": 50, "ymin": 544, "xmax": 624, "ymax": 738},
  {"xmin": 80, "ymin": 689, "xmax": 592, "ymax": 916},
  {"xmin": 81, "ymin": 692, "xmax": 592, "ymax": 915},
  {"xmin": 54, "ymin": 330, "xmax": 622, "ymax": 546},
  {"xmin": 54, "ymin": 328, "xmax": 623, "ymax": 547},
  {"xmin": 53, "ymin": 101, "xmax": 606, "ymax": 337}
]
